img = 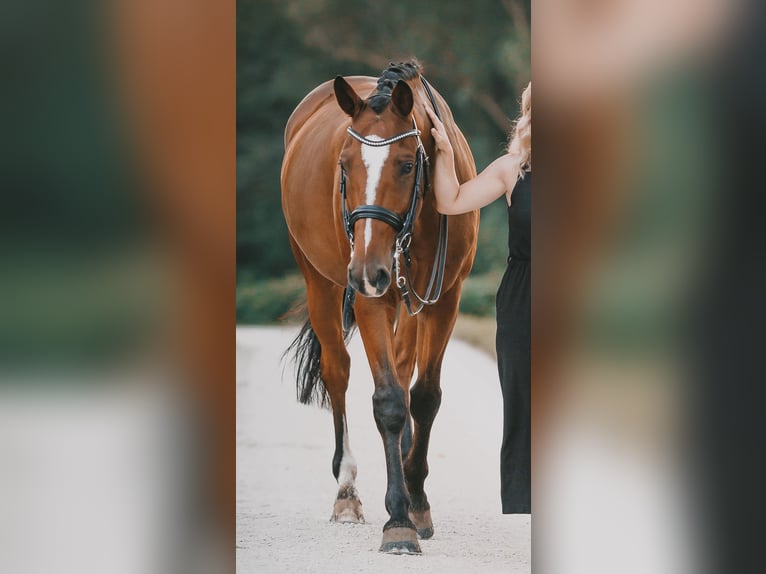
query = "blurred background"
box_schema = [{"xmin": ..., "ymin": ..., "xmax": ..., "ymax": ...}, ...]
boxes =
[
  {"xmin": 1, "ymin": 0, "xmax": 234, "ymax": 572},
  {"xmin": 236, "ymin": 0, "xmax": 530, "ymax": 354},
  {"xmin": 3, "ymin": 0, "xmax": 765, "ymax": 571},
  {"xmin": 533, "ymin": 0, "xmax": 766, "ymax": 572}
]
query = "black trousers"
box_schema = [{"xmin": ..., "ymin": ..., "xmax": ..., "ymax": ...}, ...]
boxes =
[{"xmin": 495, "ymin": 259, "xmax": 531, "ymax": 514}]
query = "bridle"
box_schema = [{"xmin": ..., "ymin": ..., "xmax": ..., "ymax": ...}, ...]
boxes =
[
  {"xmin": 340, "ymin": 120, "xmax": 423, "ymax": 244},
  {"xmin": 339, "ymin": 76, "xmax": 448, "ymax": 330}
]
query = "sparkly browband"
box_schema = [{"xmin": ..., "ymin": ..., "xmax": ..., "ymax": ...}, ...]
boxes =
[{"xmin": 346, "ymin": 125, "xmax": 421, "ymax": 147}]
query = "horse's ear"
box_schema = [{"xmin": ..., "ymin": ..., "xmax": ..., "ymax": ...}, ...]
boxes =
[
  {"xmin": 390, "ymin": 81, "xmax": 414, "ymax": 118},
  {"xmin": 334, "ymin": 76, "xmax": 362, "ymax": 117}
]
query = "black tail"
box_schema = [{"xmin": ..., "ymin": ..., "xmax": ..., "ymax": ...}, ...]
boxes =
[{"xmin": 283, "ymin": 319, "xmax": 329, "ymax": 408}]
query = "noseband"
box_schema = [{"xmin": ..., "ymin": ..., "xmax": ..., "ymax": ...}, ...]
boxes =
[{"xmin": 339, "ymin": 76, "xmax": 449, "ymax": 327}]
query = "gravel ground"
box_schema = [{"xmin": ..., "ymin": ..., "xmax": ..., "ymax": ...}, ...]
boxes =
[{"xmin": 237, "ymin": 325, "xmax": 530, "ymax": 573}]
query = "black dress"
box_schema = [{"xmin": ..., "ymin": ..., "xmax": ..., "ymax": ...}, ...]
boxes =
[{"xmin": 495, "ymin": 172, "xmax": 531, "ymax": 514}]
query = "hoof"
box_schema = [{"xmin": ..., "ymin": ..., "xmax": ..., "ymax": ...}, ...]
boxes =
[
  {"xmin": 408, "ymin": 508, "xmax": 434, "ymax": 539},
  {"xmin": 330, "ymin": 497, "xmax": 364, "ymax": 523},
  {"xmin": 379, "ymin": 526, "xmax": 421, "ymax": 554}
]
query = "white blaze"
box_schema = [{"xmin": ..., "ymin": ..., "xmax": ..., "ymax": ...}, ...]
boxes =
[{"xmin": 360, "ymin": 135, "xmax": 389, "ymax": 250}]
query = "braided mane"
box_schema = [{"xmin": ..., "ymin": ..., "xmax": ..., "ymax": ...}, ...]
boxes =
[{"xmin": 367, "ymin": 60, "xmax": 422, "ymax": 113}]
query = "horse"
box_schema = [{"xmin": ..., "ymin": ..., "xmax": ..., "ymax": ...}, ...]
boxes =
[{"xmin": 281, "ymin": 60, "xmax": 479, "ymax": 554}]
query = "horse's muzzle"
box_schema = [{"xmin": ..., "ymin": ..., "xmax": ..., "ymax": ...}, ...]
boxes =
[{"xmin": 348, "ymin": 264, "xmax": 392, "ymax": 298}]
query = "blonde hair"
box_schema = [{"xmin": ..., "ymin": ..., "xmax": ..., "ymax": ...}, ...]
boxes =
[{"xmin": 507, "ymin": 81, "xmax": 531, "ymax": 181}]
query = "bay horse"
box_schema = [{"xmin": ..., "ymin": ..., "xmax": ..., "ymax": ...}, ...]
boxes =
[{"xmin": 281, "ymin": 61, "xmax": 478, "ymax": 554}]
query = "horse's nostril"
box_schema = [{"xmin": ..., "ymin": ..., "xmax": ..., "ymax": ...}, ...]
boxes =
[
  {"xmin": 347, "ymin": 268, "xmax": 361, "ymax": 292},
  {"xmin": 374, "ymin": 268, "xmax": 391, "ymax": 291}
]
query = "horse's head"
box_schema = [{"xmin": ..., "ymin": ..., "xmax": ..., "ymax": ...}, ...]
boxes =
[{"xmin": 334, "ymin": 75, "xmax": 424, "ymax": 298}]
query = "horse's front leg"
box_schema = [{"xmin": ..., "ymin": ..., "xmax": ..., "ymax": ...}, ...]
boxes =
[
  {"xmin": 404, "ymin": 287, "xmax": 461, "ymax": 540},
  {"xmin": 394, "ymin": 308, "xmax": 418, "ymax": 461},
  {"xmin": 356, "ymin": 296, "xmax": 420, "ymax": 554}
]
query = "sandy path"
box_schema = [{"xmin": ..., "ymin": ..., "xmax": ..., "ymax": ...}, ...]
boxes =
[{"xmin": 236, "ymin": 325, "xmax": 530, "ymax": 573}]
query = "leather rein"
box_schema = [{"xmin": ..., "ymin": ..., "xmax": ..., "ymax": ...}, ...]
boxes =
[{"xmin": 339, "ymin": 76, "xmax": 448, "ymax": 329}]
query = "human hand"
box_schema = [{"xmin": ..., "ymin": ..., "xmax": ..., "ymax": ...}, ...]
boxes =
[{"xmin": 426, "ymin": 106, "xmax": 453, "ymax": 156}]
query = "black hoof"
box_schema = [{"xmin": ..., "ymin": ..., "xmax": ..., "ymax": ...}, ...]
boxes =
[
  {"xmin": 379, "ymin": 540, "xmax": 421, "ymax": 554},
  {"xmin": 379, "ymin": 526, "xmax": 421, "ymax": 554},
  {"xmin": 416, "ymin": 526, "xmax": 434, "ymax": 540},
  {"xmin": 408, "ymin": 508, "xmax": 434, "ymax": 540}
]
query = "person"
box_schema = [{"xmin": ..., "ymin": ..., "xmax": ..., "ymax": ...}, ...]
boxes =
[{"xmin": 427, "ymin": 82, "xmax": 531, "ymax": 514}]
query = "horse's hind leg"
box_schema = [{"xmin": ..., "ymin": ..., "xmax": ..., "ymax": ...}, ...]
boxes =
[
  {"xmin": 290, "ymin": 239, "xmax": 364, "ymax": 523},
  {"xmin": 327, "ymin": 371, "xmax": 364, "ymax": 524},
  {"xmin": 404, "ymin": 287, "xmax": 461, "ymax": 539}
]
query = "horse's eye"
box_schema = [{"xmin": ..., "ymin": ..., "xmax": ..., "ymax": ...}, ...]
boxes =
[{"xmin": 401, "ymin": 162, "xmax": 414, "ymax": 175}]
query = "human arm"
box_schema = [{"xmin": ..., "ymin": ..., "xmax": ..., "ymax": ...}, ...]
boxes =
[{"xmin": 426, "ymin": 106, "xmax": 514, "ymax": 215}]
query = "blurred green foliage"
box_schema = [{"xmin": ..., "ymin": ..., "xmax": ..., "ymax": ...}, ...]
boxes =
[
  {"xmin": 236, "ymin": 274, "xmax": 307, "ymax": 324},
  {"xmin": 237, "ymin": 0, "xmax": 530, "ymax": 306},
  {"xmin": 458, "ymin": 271, "xmax": 504, "ymax": 317}
]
